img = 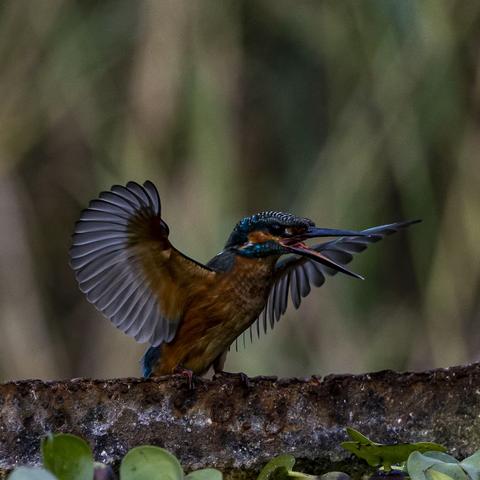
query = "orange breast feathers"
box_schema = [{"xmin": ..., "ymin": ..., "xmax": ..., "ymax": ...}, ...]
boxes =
[{"xmin": 152, "ymin": 254, "xmax": 277, "ymax": 375}]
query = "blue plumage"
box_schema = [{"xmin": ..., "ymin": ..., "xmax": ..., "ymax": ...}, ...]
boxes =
[
  {"xmin": 141, "ymin": 345, "xmax": 162, "ymax": 378},
  {"xmin": 225, "ymin": 211, "xmax": 313, "ymax": 248}
]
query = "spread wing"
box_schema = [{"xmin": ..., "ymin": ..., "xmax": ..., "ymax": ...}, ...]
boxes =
[
  {"xmin": 242, "ymin": 220, "xmax": 420, "ymax": 344},
  {"xmin": 70, "ymin": 180, "xmax": 214, "ymax": 346}
]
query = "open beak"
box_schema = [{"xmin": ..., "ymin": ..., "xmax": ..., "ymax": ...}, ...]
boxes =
[
  {"xmin": 279, "ymin": 226, "xmax": 368, "ymax": 279},
  {"xmin": 298, "ymin": 226, "xmax": 371, "ymax": 239}
]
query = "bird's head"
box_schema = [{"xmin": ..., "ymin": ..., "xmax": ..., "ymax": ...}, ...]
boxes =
[{"xmin": 226, "ymin": 211, "xmax": 368, "ymax": 278}]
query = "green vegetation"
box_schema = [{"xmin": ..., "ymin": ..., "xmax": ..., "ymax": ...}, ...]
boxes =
[
  {"xmin": 341, "ymin": 428, "xmax": 446, "ymax": 469},
  {"xmin": 41, "ymin": 434, "xmax": 94, "ymax": 480},
  {"xmin": 8, "ymin": 434, "xmax": 222, "ymax": 480},
  {"xmin": 256, "ymin": 429, "xmax": 480, "ymax": 480},
  {"xmin": 340, "ymin": 429, "xmax": 480, "ymax": 480},
  {"xmin": 256, "ymin": 455, "xmax": 297, "ymax": 480},
  {"xmin": 8, "ymin": 429, "xmax": 480, "ymax": 480}
]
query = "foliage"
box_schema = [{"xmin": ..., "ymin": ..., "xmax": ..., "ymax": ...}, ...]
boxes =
[
  {"xmin": 119, "ymin": 446, "xmax": 184, "ymax": 480},
  {"xmin": 7, "ymin": 434, "xmax": 223, "ymax": 480},
  {"xmin": 8, "ymin": 468, "xmax": 57, "ymax": 480},
  {"xmin": 341, "ymin": 428, "xmax": 480, "ymax": 480},
  {"xmin": 341, "ymin": 428, "xmax": 446, "ymax": 469},
  {"xmin": 407, "ymin": 451, "xmax": 480, "ymax": 480},
  {"xmin": 256, "ymin": 455, "xmax": 350, "ymax": 480},
  {"xmin": 256, "ymin": 455, "xmax": 297, "ymax": 480},
  {"xmin": 258, "ymin": 427, "xmax": 480, "ymax": 480},
  {"xmin": 8, "ymin": 428, "xmax": 480, "ymax": 480},
  {"xmin": 41, "ymin": 433, "xmax": 94, "ymax": 480}
]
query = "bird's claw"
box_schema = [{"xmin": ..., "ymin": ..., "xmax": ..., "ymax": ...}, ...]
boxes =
[
  {"xmin": 174, "ymin": 366, "xmax": 196, "ymax": 390},
  {"xmin": 214, "ymin": 371, "xmax": 250, "ymax": 388}
]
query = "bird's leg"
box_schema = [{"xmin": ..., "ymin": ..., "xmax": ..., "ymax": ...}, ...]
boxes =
[
  {"xmin": 212, "ymin": 351, "xmax": 250, "ymax": 388},
  {"xmin": 173, "ymin": 365, "xmax": 196, "ymax": 390},
  {"xmin": 215, "ymin": 371, "xmax": 251, "ymax": 388}
]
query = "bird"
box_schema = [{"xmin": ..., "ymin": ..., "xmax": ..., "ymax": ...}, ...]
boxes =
[{"xmin": 69, "ymin": 180, "xmax": 419, "ymax": 384}]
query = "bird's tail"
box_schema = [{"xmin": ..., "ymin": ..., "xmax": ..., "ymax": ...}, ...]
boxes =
[{"xmin": 141, "ymin": 345, "xmax": 162, "ymax": 378}]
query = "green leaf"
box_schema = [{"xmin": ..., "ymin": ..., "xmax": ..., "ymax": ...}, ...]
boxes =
[
  {"xmin": 257, "ymin": 455, "xmax": 296, "ymax": 480},
  {"xmin": 285, "ymin": 472, "xmax": 318, "ymax": 479},
  {"xmin": 342, "ymin": 428, "xmax": 446, "ymax": 469},
  {"xmin": 427, "ymin": 464, "xmax": 467, "ymax": 480},
  {"xmin": 408, "ymin": 451, "xmax": 433, "ymax": 480},
  {"xmin": 341, "ymin": 442, "xmax": 381, "ymax": 467},
  {"xmin": 120, "ymin": 446, "xmax": 183, "ymax": 480},
  {"xmin": 185, "ymin": 468, "xmax": 223, "ymax": 480},
  {"xmin": 426, "ymin": 471, "xmax": 455, "ymax": 480},
  {"xmin": 460, "ymin": 451, "xmax": 480, "ymax": 480},
  {"xmin": 408, "ymin": 451, "xmax": 467, "ymax": 480},
  {"xmin": 346, "ymin": 428, "xmax": 376, "ymax": 445},
  {"xmin": 424, "ymin": 453, "xmax": 460, "ymax": 464},
  {"xmin": 41, "ymin": 433, "xmax": 94, "ymax": 480},
  {"xmin": 8, "ymin": 467, "xmax": 58, "ymax": 480}
]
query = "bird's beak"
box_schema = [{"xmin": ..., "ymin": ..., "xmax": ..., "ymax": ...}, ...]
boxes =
[
  {"xmin": 298, "ymin": 226, "xmax": 370, "ymax": 239},
  {"xmin": 279, "ymin": 226, "xmax": 368, "ymax": 279}
]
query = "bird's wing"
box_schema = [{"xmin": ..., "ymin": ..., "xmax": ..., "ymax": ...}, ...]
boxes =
[
  {"xmin": 70, "ymin": 181, "xmax": 214, "ymax": 346},
  {"xmin": 239, "ymin": 220, "xmax": 419, "ymax": 346}
]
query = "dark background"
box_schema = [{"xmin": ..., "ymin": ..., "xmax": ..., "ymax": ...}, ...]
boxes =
[{"xmin": 1, "ymin": 0, "xmax": 480, "ymax": 381}]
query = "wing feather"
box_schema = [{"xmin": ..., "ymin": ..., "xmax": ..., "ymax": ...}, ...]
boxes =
[
  {"xmin": 70, "ymin": 241, "xmax": 126, "ymax": 266},
  {"xmin": 79, "ymin": 209, "xmax": 129, "ymax": 224},
  {"xmin": 104, "ymin": 280, "xmax": 144, "ymax": 318},
  {"xmin": 86, "ymin": 267, "xmax": 133, "ymax": 304},
  {"xmin": 124, "ymin": 296, "xmax": 157, "ymax": 337},
  {"xmin": 126, "ymin": 181, "xmax": 152, "ymax": 206},
  {"xmin": 273, "ymin": 277, "xmax": 284, "ymax": 321},
  {"xmin": 268, "ymin": 280, "xmax": 276, "ymax": 328},
  {"xmin": 143, "ymin": 180, "xmax": 161, "ymax": 213},
  {"xmin": 111, "ymin": 185, "xmax": 143, "ymax": 208},
  {"xmin": 99, "ymin": 191, "xmax": 136, "ymax": 212},
  {"xmin": 290, "ymin": 268, "xmax": 301, "ymax": 309},
  {"xmin": 112, "ymin": 284, "xmax": 151, "ymax": 329},
  {"xmin": 73, "ymin": 221, "xmax": 126, "ymax": 234},
  {"xmin": 298, "ymin": 265, "xmax": 311, "ymax": 298},
  {"xmin": 88, "ymin": 199, "xmax": 131, "ymax": 217},
  {"xmin": 262, "ymin": 300, "xmax": 268, "ymax": 334},
  {"xmin": 70, "ymin": 180, "xmax": 214, "ymax": 346},
  {"xmin": 246, "ymin": 219, "xmax": 419, "ymax": 343},
  {"xmin": 72, "ymin": 230, "xmax": 127, "ymax": 244}
]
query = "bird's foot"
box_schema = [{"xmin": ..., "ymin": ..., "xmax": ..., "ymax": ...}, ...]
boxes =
[
  {"xmin": 214, "ymin": 370, "xmax": 250, "ymax": 388},
  {"xmin": 174, "ymin": 366, "xmax": 196, "ymax": 390}
]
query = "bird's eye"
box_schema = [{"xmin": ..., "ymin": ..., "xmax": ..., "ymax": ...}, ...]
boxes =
[
  {"xmin": 285, "ymin": 227, "xmax": 295, "ymax": 236},
  {"xmin": 270, "ymin": 225, "xmax": 285, "ymax": 235}
]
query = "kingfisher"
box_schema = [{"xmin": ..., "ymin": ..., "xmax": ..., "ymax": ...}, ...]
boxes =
[{"xmin": 69, "ymin": 181, "xmax": 419, "ymax": 384}]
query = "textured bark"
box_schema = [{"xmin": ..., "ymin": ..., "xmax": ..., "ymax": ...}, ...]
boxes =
[{"xmin": 1, "ymin": 364, "xmax": 480, "ymax": 479}]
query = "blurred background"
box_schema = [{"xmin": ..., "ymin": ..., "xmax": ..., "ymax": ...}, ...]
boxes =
[{"xmin": 1, "ymin": 0, "xmax": 480, "ymax": 381}]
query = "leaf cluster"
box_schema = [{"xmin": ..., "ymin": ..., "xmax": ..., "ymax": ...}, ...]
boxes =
[
  {"xmin": 8, "ymin": 428, "xmax": 480, "ymax": 480},
  {"xmin": 339, "ymin": 428, "xmax": 480, "ymax": 480},
  {"xmin": 254, "ymin": 428, "xmax": 480, "ymax": 480},
  {"xmin": 8, "ymin": 434, "xmax": 221, "ymax": 480}
]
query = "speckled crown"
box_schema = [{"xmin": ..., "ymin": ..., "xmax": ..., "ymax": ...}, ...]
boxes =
[{"xmin": 225, "ymin": 211, "xmax": 314, "ymax": 248}]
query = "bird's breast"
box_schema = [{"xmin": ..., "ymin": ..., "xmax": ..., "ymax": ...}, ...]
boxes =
[
  {"xmin": 154, "ymin": 255, "xmax": 277, "ymax": 375},
  {"xmin": 221, "ymin": 257, "xmax": 274, "ymax": 313},
  {"xmin": 186, "ymin": 255, "xmax": 276, "ymax": 329}
]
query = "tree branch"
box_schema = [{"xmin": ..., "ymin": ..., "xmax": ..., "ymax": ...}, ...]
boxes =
[{"xmin": 1, "ymin": 363, "xmax": 480, "ymax": 479}]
